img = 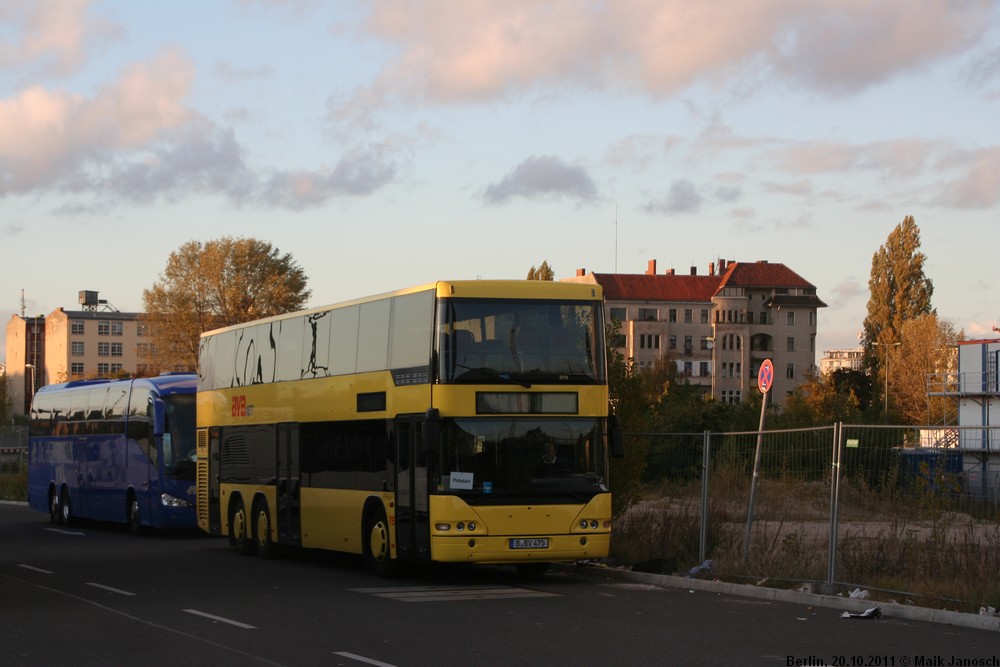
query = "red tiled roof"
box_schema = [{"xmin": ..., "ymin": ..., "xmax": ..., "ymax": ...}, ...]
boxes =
[
  {"xmin": 588, "ymin": 260, "xmax": 819, "ymax": 302},
  {"xmin": 593, "ymin": 273, "xmax": 721, "ymax": 302}
]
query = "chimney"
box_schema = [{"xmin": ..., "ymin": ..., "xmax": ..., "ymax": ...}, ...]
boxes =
[
  {"xmin": 666, "ymin": 268, "xmax": 675, "ymax": 275},
  {"xmin": 709, "ymin": 263, "xmax": 715, "ymax": 276},
  {"xmin": 690, "ymin": 266, "xmax": 697, "ymax": 276},
  {"xmin": 576, "ymin": 268, "xmax": 586, "ymax": 277},
  {"xmin": 646, "ymin": 259, "xmax": 657, "ymax": 275},
  {"xmin": 718, "ymin": 258, "xmax": 727, "ymax": 274}
]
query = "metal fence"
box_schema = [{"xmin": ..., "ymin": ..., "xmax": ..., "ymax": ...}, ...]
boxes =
[
  {"xmin": 0, "ymin": 425, "xmax": 28, "ymax": 474},
  {"xmin": 617, "ymin": 424, "xmax": 1000, "ymax": 608}
]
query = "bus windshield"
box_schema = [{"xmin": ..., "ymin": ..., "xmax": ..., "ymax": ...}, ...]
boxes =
[
  {"xmin": 162, "ymin": 393, "xmax": 196, "ymax": 479},
  {"xmin": 438, "ymin": 298, "xmax": 603, "ymax": 385},
  {"xmin": 434, "ymin": 417, "xmax": 609, "ymax": 505}
]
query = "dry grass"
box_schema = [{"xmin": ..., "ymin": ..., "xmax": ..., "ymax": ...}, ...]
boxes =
[{"xmin": 612, "ymin": 474, "xmax": 1000, "ymax": 614}]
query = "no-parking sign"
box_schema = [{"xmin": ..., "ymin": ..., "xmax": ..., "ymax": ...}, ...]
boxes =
[{"xmin": 757, "ymin": 359, "xmax": 774, "ymax": 394}]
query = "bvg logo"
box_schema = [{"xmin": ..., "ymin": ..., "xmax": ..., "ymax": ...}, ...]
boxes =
[{"xmin": 231, "ymin": 395, "xmax": 253, "ymax": 417}]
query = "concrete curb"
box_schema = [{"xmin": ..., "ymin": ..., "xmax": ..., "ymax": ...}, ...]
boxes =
[{"xmin": 562, "ymin": 563, "xmax": 1000, "ymax": 633}]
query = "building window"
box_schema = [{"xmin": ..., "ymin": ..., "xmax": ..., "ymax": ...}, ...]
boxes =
[
  {"xmin": 98, "ymin": 321, "xmax": 110, "ymax": 335},
  {"xmin": 71, "ymin": 341, "xmax": 84, "ymax": 356},
  {"xmin": 111, "ymin": 343, "xmax": 123, "ymax": 357},
  {"xmin": 700, "ymin": 336, "xmax": 711, "ymax": 350},
  {"xmin": 760, "ymin": 311, "xmax": 768, "ymax": 325},
  {"xmin": 684, "ymin": 335, "xmax": 692, "ymax": 353},
  {"xmin": 668, "ymin": 335, "xmax": 676, "ymax": 350},
  {"xmin": 786, "ymin": 363, "xmax": 795, "ymax": 379},
  {"xmin": 640, "ymin": 334, "xmax": 660, "ymax": 350},
  {"xmin": 611, "ymin": 333, "xmax": 626, "ymax": 348},
  {"xmin": 70, "ymin": 362, "xmax": 84, "ymax": 376},
  {"xmin": 700, "ymin": 309, "xmax": 709, "ymax": 324},
  {"xmin": 683, "ymin": 361, "xmax": 692, "ymax": 376},
  {"xmin": 787, "ymin": 311, "xmax": 795, "ymax": 326},
  {"xmin": 787, "ymin": 337, "xmax": 795, "ymax": 352},
  {"xmin": 669, "ymin": 309, "xmax": 677, "ymax": 323},
  {"xmin": 639, "ymin": 308, "xmax": 658, "ymax": 321},
  {"xmin": 137, "ymin": 322, "xmax": 149, "ymax": 336},
  {"xmin": 97, "ymin": 363, "xmax": 110, "ymax": 376},
  {"xmin": 684, "ymin": 309, "xmax": 692, "ymax": 323},
  {"xmin": 700, "ymin": 361, "xmax": 710, "ymax": 377},
  {"xmin": 98, "ymin": 342, "xmax": 110, "ymax": 357},
  {"xmin": 71, "ymin": 320, "xmax": 85, "ymax": 335},
  {"xmin": 111, "ymin": 363, "xmax": 122, "ymax": 374},
  {"xmin": 609, "ymin": 307, "xmax": 626, "ymax": 322},
  {"xmin": 111, "ymin": 321, "xmax": 123, "ymax": 336},
  {"xmin": 809, "ymin": 311, "xmax": 816, "ymax": 326},
  {"xmin": 747, "ymin": 312, "xmax": 754, "ymax": 324}
]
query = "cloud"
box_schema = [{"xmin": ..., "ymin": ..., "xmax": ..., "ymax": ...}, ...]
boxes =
[
  {"xmin": 931, "ymin": 147, "xmax": 1000, "ymax": 209},
  {"xmin": 0, "ymin": 0, "xmax": 121, "ymax": 76},
  {"xmin": 0, "ymin": 48, "xmax": 196, "ymax": 194},
  {"xmin": 643, "ymin": 179, "xmax": 703, "ymax": 215},
  {"xmin": 257, "ymin": 142, "xmax": 399, "ymax": 209},
  {"xmin": 343, "ymin": 0, "xmax": 995, "ymax": 118},
  {"xmin": 483, "ymin": 155, "xmax": 597, "ymax": 205}
]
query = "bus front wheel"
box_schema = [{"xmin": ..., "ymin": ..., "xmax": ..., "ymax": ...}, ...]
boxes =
[
  {"xmin": 364, "ymin": 507, "xmax": 399, "ymax": 578},
  {"xmin": 253, "ymin": 500, "xmax": 277, "ymax": 560},
  {"xmin": 128, "ymin": 495, "xmax": 145, "ymax": 536},
  {"xmin": 229, "ymin": 498, "xmax": 254, "ymax": 556}
]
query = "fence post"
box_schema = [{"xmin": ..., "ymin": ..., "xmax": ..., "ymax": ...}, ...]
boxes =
[
  {"xmin": 827, "ymin": 422, "xmax": 843, "ymax": 585},
  {"xmin": 699, "ymin": 430, "xmax": 710, "ymax": 563}
]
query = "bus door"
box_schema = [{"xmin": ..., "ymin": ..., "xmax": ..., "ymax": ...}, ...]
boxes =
[
  {"xmin": 394, "ymin": 415, "xmax": 430, "ymax": 562},
  {"xmin": 276, "ymin": 423, "xmax": 301, "ymax": 546}
]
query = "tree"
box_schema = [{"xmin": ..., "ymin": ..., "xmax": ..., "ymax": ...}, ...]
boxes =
[
  {"xmin": 890, "ymin": 313, "xmax": 960, "ymax": 425},
  {"xmin": 861, "ymin": 216, "xmax": 934, "ymax": 413},
  {"xmin": 142, "ymin": 237, "xmax": 311, "ymax": 373},
  {"xmin": 526, "ymin": 261, "xmax": 554, "ymax": 281}
]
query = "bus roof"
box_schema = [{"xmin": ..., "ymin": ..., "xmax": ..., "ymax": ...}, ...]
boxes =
[
  {"xmin": 200, "ymin": 279, "xmax": 604, "ymax": 338},
  {"xmin": 36, "ymin": 373, "xmax": 198, "ymax": 397}
]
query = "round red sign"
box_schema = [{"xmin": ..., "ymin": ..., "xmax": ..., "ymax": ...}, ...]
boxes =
[{"xmin": 757, "ymin": 359, "xmax": 774, "ymax": 394}]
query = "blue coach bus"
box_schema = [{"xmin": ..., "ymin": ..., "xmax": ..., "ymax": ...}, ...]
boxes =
[{"xmin": 28, "ymin": 374, "xmax": 197, "ymax": 533}]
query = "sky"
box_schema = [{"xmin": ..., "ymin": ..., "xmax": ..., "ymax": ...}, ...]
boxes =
[{"xmin": 2, "ymin": 0, "xmax": 1000, "ymax": 365}]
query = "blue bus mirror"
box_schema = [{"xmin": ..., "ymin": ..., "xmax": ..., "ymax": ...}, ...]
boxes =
[{"xmin": 152, "ymin": 397, "xmax": 166, "ymax": 438}]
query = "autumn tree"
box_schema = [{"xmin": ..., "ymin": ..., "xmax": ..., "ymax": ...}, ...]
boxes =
[
  {"xmin": 889, "ymin": 313, "xmax": 960, "ymax": 425},
  {"xmin": 526, "ymin": 261, "xmax": 555, "ymax": 281},
  {"xmin": 142, "ymin": 237, "xmax": 311, "ymax": 373},
  {"xmin": 861, "ymin": 216, "xmax": 934, "ymax": 414}
]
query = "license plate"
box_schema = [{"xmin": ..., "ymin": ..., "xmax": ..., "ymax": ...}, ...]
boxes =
[{"xmin": 509, "ymin": 538, "xmax": 549, "ymax": 550}]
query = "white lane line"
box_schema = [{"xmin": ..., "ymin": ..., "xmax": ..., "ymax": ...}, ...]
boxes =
[
  {"xmin": 349, "ymin": 585, "xmax": 559, "ymax": 602},
  {"xmin": 87, "ymin": 582, "xmax": 136, "ymax": 596},
  {"xmin": 334, "ymin": 651, "xmax": 397, "ymax": 667},
  {"xmin": 18, "ymin": 564, "xmax": 53, "ymax": 574},
  {"xmin": 182, "ymin": 608, "xmax": 257, "ymax": 629},
  {"xmin": 44, "ymin": 528, "xmax": 86, "ymax": 536}
]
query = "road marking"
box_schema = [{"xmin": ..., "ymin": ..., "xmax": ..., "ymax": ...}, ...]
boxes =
[
  {"xmin": 334, "ymin": 651, "xmax": 397, "ymax": 667},
  {"xmin": 349, "ymin": 585, "xmax": 560, "ymax": 602},
  {"xmin": 87, "ymin": 582, "xmax": 136, "ymax": 596},
  {"xmin": 182, "ymin": 608, "xmax": 257, "ymax": 629},
  {"xmin": 44, "ymin": 528, "xmax": 86, "ymax": 536},
  {"xmin": 18, "ymin": 564, "xmax": 53, "ymax": 574}
]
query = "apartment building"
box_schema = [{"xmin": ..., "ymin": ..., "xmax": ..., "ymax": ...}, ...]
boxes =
[
  {"xmin": 564, "ymin": 259, "xmax": 826, "ymax": 404},
  {"xmin": 4, "ymin": 291, "xmax": 149, "ymax": 416},
  {"xmin": 819, "ymin": 348, "xmax": 864, "ymax": 374}
]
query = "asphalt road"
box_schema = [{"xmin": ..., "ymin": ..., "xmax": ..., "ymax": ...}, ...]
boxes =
[{"xmin": 1, "ymin": 502, "xmax": 997, "ymax": 666}]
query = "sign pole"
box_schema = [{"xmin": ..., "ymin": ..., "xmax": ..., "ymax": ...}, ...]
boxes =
[{"xmin": 743, "ymin": 359, "xmax": 773, "ymax": 565}]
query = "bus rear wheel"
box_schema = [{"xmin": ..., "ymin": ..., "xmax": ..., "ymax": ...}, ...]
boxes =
[
  {"xmin": 230, "ymin": 498, "xmax": 254, "ymax": 555},
  {"xmin": 364, "ymin": 507, "xmax": 399, "ymax": 578},
  {"xmin": 49, "ymin": 490, "xmax": 62, "ymax": 526},
  {"xmin": 253, "ymin": 500, "xmax": 277, "ymax": 560}
]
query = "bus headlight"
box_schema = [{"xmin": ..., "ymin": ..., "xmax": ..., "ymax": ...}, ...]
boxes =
[{"xmin": 161, "ymin": 493, "xmax": 192, "ymax": 508}]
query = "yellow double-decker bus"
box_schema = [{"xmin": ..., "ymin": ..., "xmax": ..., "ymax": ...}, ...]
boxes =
[{"xmin": 196, "ymin": 280, "xmax": 623, "ymax": 575}]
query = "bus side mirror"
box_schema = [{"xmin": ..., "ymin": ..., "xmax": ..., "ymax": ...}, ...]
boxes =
[
  {"xmin": 421, "ymin": 408, "xmax": 440, "ymax": 455},
  {"xmin": 152, "ymin": 397, "xmax": 166, "ymax": 438},
  {"xmin": 609, "ymin": 415, "xmax": 624, "ymax": 458}
]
